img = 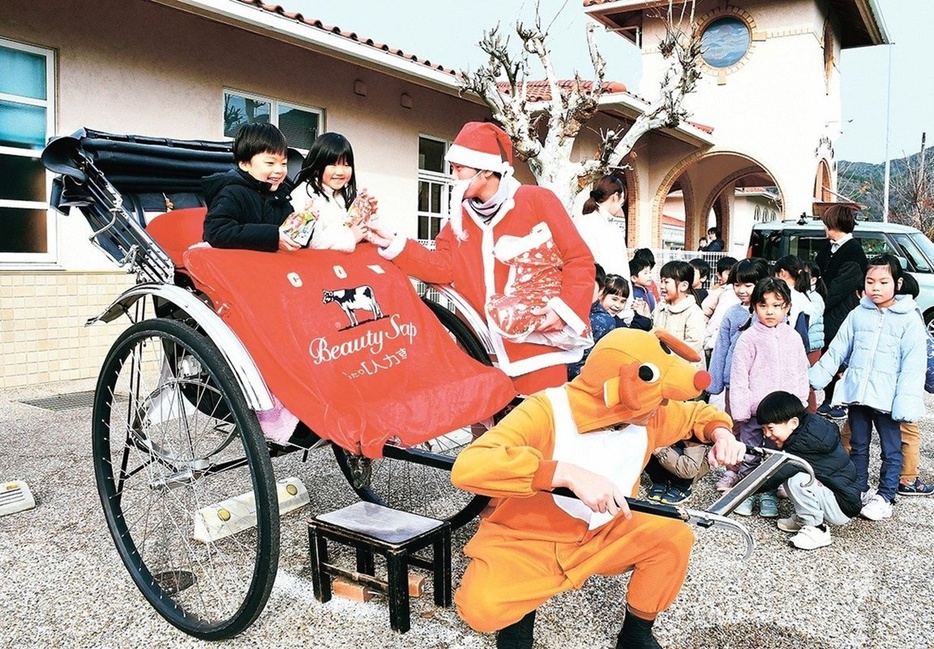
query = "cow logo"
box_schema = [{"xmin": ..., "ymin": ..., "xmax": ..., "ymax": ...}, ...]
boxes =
[{"xmin": 322, "ymin": 285, "xmax": 385, "ymax": 329}]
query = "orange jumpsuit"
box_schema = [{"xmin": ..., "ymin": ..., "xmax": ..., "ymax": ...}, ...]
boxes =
[{"xmin": 451, "ymin": 331, "xmax": 732, "ymax": 632}]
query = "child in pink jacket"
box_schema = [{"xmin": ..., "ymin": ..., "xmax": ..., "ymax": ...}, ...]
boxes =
[{"xmin": 730, "ymin": 277, "xmax": 810, "ymax": 517}]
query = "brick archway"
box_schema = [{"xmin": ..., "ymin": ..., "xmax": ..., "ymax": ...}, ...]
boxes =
[
  {"xmin": 655, "ymin": 150, "xmax": 782, "ymax": 249},
  {"xmin": 815, "ymin": 159, "xmax": 833, "ymax": 202}
]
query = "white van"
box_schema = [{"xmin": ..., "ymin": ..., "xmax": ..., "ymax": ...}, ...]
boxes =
[{"xmin": 748, "ymin": 217, "xmax": 934, "ymax": 333}]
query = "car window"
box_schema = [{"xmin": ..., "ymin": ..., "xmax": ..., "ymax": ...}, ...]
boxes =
[
  {"xmin": 892, "ymin": 233, "xmax": 933, "ymax": 272},
  {"xmin": 787, "ymin": 233, "xmax": 825, "ymax": 262},
  {"xmin": 855, "ymin": 233, "xmax": 891, "ymax": 258}
]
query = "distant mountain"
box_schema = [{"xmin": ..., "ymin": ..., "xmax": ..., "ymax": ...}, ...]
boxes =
[{"xmin": 837, "ymin": 148, "xmax": 934, "ymax": 224}]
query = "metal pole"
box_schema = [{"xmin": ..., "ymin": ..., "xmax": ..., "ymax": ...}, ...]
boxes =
[{"xmin": 882, "ymin": 42, "xmax": 894, "ymax": 222}]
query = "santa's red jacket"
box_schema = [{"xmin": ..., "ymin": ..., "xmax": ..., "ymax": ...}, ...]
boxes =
[{"xmin": 381, "ymin": 184, "xmax": 595, "ymax": 394}]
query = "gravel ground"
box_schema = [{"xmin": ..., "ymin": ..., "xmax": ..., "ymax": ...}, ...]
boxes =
[{"xmin": 1, "ymin": 378, "xmax": 932, "ymax": 649}]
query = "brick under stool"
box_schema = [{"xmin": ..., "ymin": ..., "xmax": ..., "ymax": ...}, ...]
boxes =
[{"xmin": 308, "ymin": 501, "xmax": 452, "ymax": 632}]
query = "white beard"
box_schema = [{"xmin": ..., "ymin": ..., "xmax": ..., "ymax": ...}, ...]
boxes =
[{"xmin": 446, "ymin": 174, "xmax": 476, "ymax": 241}]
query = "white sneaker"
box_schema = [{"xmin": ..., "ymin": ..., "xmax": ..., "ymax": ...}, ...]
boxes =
[
  {"xmin": 789, "ymin": 525, "xmax": 832, "ymax": 550},
  {"xmin": 776, "ymin": 484, "xmax": 789, "ymax": 499},
  {"xmin": 777, "ymin": 515, "xmax": 803, "ymax": 532},
  {"xmin": 860, "ymin": 489, "xmax": 876, "ymax": 507},
  {"xmin": 860, "ymin": 494, "xmax": 893, "ymax": 521}
]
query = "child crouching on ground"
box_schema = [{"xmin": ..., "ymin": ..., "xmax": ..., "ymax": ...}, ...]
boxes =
[
  {"xmin": 644, "ymin": 440, "xmax": 709, "ymax": 504},
  {"xmin": 757, "ymin": 390, "xmax": 861, "ymax": 550}
]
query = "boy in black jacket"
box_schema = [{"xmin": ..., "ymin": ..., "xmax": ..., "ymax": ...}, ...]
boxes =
[
  {"xmin": 757, "ymin": 390, "xmax": 861, "ymax": 550},
  {"xmin": 203, "ymin": 122, "xmax": 296, "ymax": 252}
]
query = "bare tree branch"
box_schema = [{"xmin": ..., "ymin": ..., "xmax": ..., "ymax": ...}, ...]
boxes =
[{"xmin": 458, "ymin": 0, "xmax": 700, "ymax": 208}]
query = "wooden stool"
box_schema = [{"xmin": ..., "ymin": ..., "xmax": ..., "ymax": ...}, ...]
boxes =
[{"xmin": 308, "ymin": 501, "xmax": 452, "ymax": 632}]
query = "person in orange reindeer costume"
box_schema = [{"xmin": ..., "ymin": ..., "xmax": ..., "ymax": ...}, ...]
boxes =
[{"xmin": 451, "ymin": 328, "xmax": 746, "ymax": 649}]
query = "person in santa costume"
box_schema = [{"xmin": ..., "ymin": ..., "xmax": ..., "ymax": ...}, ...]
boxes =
[
  {"xmin": 450, "ymin": 328, "xmax": 746, "ymax": 649},
  {"xmin": 366, "ymin": 121, "xmax": 595, "ymax": 395}
]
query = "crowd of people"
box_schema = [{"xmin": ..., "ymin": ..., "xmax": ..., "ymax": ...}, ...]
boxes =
[
  {"xmin": 202, "ymin": 120, "xmax": 931, "ymax": 649},
  {"xmin": 577, "ymin": 204, "xmax": 931, "ymax": 534}
]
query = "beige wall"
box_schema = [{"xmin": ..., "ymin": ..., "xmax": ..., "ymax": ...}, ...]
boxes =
[
  {"xmin": 0, "ymin": 272, "xmax": 135, "ymax": 389},
  {"xmin": 0, "ymin": 0, "xmax": 492, "ymax": 387}
]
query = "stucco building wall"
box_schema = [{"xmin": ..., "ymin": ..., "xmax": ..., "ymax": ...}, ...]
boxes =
[{"xmin": 0, "ymin": 0, "xmax": 490, "ymax": 387}]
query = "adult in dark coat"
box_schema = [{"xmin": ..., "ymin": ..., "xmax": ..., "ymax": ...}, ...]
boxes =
[
  {"xmin": 702, "ymin": 226, "xmax": 724, "ymax": 252},
  {"xmin": 813, "ymin": 205, "xmax": 867, "ymax": 412}
]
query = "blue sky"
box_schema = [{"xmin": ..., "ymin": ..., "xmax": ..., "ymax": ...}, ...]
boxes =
[{"xmin": 287, "ymin": 0, "xmax": 930, "ymax": 164}]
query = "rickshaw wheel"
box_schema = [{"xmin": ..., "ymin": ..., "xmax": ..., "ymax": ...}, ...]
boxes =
[
  {"xmin": 332, "ymin": 300, "xmax": 494, "ymax": 529},
  {"xmin": 92, "ymin": 318, "xmax": 279, "ymax": 640}
]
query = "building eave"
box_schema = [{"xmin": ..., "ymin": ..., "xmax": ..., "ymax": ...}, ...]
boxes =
[
  {"xmin": 835, "ymin": 0, "xmax": 889, "ymax": 47},
  {"xmin": 148, "ymin": 0, "xmax": 484, "ymax": 102},
  {"xmin": 597, "ymin": 92, "xmax": 716, "ymax": 147}
]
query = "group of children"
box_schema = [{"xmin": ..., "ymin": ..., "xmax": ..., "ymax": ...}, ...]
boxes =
[
  {"xmin": 625, "ymin": 239, "xmax": 929, "ymax": 549},
  {"xmin": 203, "ymin": 122, "xmax": 373, "ymax": 256}
]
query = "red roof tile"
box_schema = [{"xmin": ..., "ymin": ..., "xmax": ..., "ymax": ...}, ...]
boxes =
[
  {"xmin": 662, "ymin": 213, "xmax": 685, "ymax": 226},
  {"xmin": 686, "ymin": 120, "xmax": 714, "ymax": 134},
  {"xmin": 234, "ymin": 0, "xmax": 460, "ymax": 76},
  {"xmin": 230, "ymin": 2, "xmax": 712, "ymax": 136},
  {"xmin": 496, "ymin": 79, "xmax": 628, "ymax": 101}
]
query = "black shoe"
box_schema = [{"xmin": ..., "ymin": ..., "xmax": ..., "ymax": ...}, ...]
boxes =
[
  {"xmin": 647, "ymin": 482, "xmax": 667, "ymax": 501},
  {"xmin": 496, "ymin": 610, "xmax": 536, "ymax": 649},
  {"xmin": 616, "ymin": 612, "xmax": 662, "ymax": 649},
  {"xmin": 828, "ymin": 406, "xmax": 847, "ymax": 420},
  {"xmin": 660, "ymin": 485, "xmax": 691, "ymax": 505}
]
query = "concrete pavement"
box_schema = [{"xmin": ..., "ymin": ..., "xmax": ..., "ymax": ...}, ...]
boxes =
[{"xmin": 1, "ymin": 377, "xmax": 932, "ymax": 649}]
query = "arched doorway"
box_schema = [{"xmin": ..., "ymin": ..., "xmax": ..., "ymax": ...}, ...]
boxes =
[
  {"xmin": 815, "ymin": 159, "xmax": 833, "ymax": 202},
  {"xmin": 657, "ymin": 151, "xmax": 782, "ymax": 254}
]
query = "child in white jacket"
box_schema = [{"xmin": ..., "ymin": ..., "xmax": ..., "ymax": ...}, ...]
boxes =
[
  {"xmin": 653, "ymin": 260, "xmax": 706, "ymax": 366},
  {"xmin": 290, "ymin": 132, "xmax": 374, "ymax": 252}
]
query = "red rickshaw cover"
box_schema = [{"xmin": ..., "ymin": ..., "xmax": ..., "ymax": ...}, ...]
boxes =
[{"xmin": 183, "ymin": 244, "xmax": 516, "ymax": 458}]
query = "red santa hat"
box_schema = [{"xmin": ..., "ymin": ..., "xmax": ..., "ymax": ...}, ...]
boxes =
[
  {"xmin": 444, "ymin": 122, "xmax": 515, "ymax": 240},
  {"xmin": 445, "ymin": 122, "xmax": 514, "ymax": 175}
]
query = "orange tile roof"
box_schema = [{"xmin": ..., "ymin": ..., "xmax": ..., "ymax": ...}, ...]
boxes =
[
  {"xmin": 234, "ymin": 0, "xmax": 459, "ymax": 76},
  {"xmin": 497, "ymin": 79, "xmax": 628, "ymax": 101},
  {"xmin": 686, "ymin": 120, "xmax": 714, "ymax": 134},
  {"xmin": 231, "ymin": 2, "xmax": 714, "ymax": 135},
  {"xmin": 662, "ymin": 214, "xmax": 685, "ymax": 226}
]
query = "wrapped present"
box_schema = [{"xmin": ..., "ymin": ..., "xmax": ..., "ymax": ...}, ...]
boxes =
[
  {"xmin": 280, "ymin": 208, "xmax": 318, "ymax": 247},
  {"xmin": 346, "ymin": 194, "xmax": 375, "ymax": 227}
]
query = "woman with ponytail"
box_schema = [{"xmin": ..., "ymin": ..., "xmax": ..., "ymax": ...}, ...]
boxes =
[{"xmin": 574, "ymin": 174, "xmax": 630, "ymax": 277}]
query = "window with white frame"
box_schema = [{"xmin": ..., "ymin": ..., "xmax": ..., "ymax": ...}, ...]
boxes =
[
  {"xmin": 223, "ymin": 89, "xmax": 321, "ymax": 151},
  {"xmin": 0, "ymin": 38, "xmax": 55, "ymax": 262},
  {"xmin": 418, "ymin": 136, "xmax": 450, "ymax": 241}
]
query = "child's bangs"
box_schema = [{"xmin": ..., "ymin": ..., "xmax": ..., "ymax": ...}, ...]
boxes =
[{"xmin": 732, "ymin": 264, "xmax": 767, "ymax": 285}]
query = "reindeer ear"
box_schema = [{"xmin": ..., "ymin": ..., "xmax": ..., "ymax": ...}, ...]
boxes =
[
  {"xmin": 603, "ymin": 362, "xmax": 644, "ymax": 409},
  {"xmin": 654, "ymin": 329, "xmax": 700, "ymax": 363}
]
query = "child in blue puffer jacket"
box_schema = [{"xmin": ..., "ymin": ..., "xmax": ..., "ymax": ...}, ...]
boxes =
[{"xmin": 810, "ymin": 254, "xmax": 927, "ymax": 521}]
